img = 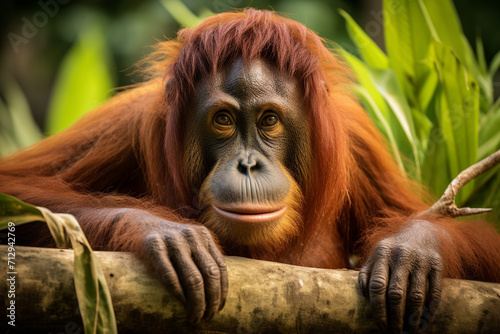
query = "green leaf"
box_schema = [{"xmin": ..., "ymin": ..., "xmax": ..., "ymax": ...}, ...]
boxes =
[
  {"xmin": 339, "ymin": 49, "xmax": 413, "ymax": 174},
  {"xmin": 0, "ymin": 129, "xmax": 20, "ymax": 157},
  {"xmin": 462, "ymin": 35, "xmax": 492, "ymax": 105},
  {"xmin": 160, "ymin": 0, "xmax": 202, "ymax": 28},
  {"xmin": 431, "ymin": 41, "xmax": 479, "ymax": 204},
  {"xmin": 339, "ymin": 9, "xmax": 388, "ymax": 69},
  {"xmin": 490, "ymin": 50, "xmax": 500, "ymax": 78},
  {"xmin": 278, "ymin": 1, "xmax": 342, "ymax": 42},
  {"xmin": 421, "ymin": 123, "xmax": 453, "ymax": 198},
  {"xmin": 0, "ymin": 99, "xmax": 23, "ymax": 157},
  {"xmin": 0, "ymin": 74, "xmax": 43, "ymax": 156},
  {"xmin": 369, "ymin": 68, "xmax": 421, "ymax": 180},
  {"xmin": 355, "ymin": 86, "xmax": 405, "ymax": 171},
  {"xmin": 411, "ymin": 105, "xmax": 433, "ymax": 150},
  {"xmin": 479, "ymin": 102, "xmax": 500, "ymax": 160},
  {"xmin": 480, "ymin": 96, "xmax": 500, "ymax": 129},
  {"xmin": 419, "ymin": 0, "xmax": 465, "ymax": 61},
  {"xmin": 0, "ymin": 194, "xmax": 44, "ymax": 228},
  {"xmin": 339, "ymin": 49, "xmax": 389, "ymax": 118},
  {"xmin": 419, "ymin": 0, "xmax": 490, "ymax": 104},
  {"xmin": 48, "ymin": 210, "xmax": 118, "ymax": 334},
  {"xmin": 46, "ymin": 23, "xmax": 115, "ymax": 135},
  {"xmin": 383, "ymin": 0, "xmax": 431, "ymax": 109},
  {"xmin": 0, "ymin": 194, "xmax": 117, "ymax": 334},
  {"xmin": 475, "ymin": 36, "xmax": 487, "ymax": 75},
  {"xmin": 478, "ymin": 134, "xmax": 500, "ymax": 162}
]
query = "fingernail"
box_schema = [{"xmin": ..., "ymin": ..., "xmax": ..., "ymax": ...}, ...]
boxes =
[
  {"xmin": 219, "ymin": 298, "xmax": 226, "ymax": 310},
  {"xmin": 205, "ymin": 312, "xmax": 215, "ymax": 322}
]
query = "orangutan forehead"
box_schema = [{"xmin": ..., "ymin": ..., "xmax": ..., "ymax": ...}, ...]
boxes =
[{"xmin": 207, "ymin": 58, "xmax": 300, "ymax": 100}]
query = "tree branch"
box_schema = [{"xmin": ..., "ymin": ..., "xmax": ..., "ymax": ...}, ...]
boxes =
[
  {"xmin": 1, "ymin": 246, "xmax": 499, "ymax": 333},
  {"xmin": 422, "ymin": 149, "xmax": 500, "ymax": 218}
]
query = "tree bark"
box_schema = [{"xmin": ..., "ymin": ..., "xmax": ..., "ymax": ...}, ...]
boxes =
[{"xmin": 1, "ymin": 246, "xmax": 499, "ymax": 333}]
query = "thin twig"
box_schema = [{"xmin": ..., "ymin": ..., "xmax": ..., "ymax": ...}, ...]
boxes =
[{"xmin": 422, "ymin": 149, "xmax": 500, "ymax": 218}]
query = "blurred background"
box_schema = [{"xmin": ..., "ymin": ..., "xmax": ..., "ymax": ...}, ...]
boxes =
[{"xmin": 1, "ymin": 0, "xmax": 499, "ymax": 133}]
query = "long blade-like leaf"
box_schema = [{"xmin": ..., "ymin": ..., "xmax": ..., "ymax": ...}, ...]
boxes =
[
  {"xmin": 0, "ymin": 74, "xmax": 43, "ymax": 155},
  {"xmin": 46, "ymin": 24, "xmax": 115, "ymax": 135},
  {"xmin": 160, "ymin": 0, "xmax": 202, "ymax": 28},
  {"xmin": 369, "ymin": 68, "xmax": 422, "ymax": 180},
  {"xmin": 383, "ymin": 0, "xmax": 431, "ymax": 109},
  {"xmin": 339, "ymin": 9, "xmax": 389, "ymax": 69},
  {"xmin": 0, "ymin": 194, "xmax": 117, "ymax": 334},
  {"xmin": 431, "ymin": 41, "xmax": 479, "ymax": 204}
]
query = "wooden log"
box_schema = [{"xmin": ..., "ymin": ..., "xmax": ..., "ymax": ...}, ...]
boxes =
[{"xmin": 1, "ymin": 246, "xmax": 499, "ymax": 333}]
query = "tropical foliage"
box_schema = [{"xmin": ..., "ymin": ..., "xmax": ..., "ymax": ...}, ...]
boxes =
[{"xmin": 340, "ymin": 0, "xmax": 500, "ymax": 219}]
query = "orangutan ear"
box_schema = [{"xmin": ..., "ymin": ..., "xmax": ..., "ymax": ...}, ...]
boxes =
[
  {"xmin": 166, "ymin": 77, "xmax": 174, "ymax": 89},
  {"xmin": 321, "ymin": 80, "xmax": 329, "ymax": 93}
]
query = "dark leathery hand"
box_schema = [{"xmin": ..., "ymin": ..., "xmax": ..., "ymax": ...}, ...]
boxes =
[
  {"xmin": 143, "ymin": 221, "xmax": 228, "ymax": 324},
  {"xmin": 358, "ymin": 220, "xmax": 443, "ymax": 333}
]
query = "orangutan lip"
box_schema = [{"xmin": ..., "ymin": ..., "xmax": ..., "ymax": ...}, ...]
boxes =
[{"xmin": 212, "ymin": 205, "xmax": 287, "ymax": 223}]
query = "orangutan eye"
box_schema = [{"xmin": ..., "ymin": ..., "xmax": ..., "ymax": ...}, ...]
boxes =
[
  {"xmin": 214, "ymin": 111, "xmax": 233, "ymax": 126},
  {"xmin": 260, "ymin": 112, "xmax": 279, "ymax": 128}
]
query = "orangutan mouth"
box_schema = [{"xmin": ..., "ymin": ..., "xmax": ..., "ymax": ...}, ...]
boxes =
[{"xmin": 212, "ymin": 204, "xmax": 287, "ymax": 223}]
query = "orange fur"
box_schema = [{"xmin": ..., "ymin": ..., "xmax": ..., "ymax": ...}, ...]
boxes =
[{"xmin": 0, "ymin": 9, "xmax": 499, "ymax": 282}]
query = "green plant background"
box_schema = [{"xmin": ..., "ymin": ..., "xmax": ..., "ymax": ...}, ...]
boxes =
[
  {"xmin": 339, "ymin": 0, "xmax": 500, "ymax": 223},
  {"xmin": 1, "ymin": 0, "xmax": 499, "ymax": 225}
]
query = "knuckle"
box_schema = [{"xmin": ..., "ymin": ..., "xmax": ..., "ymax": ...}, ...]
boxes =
[
  {"xmin": 358, "ymin": 273, "xmax": 367, "ymax": 286},
  {"xmin": 181, "ymin": 226, "xmax": 197, "ymax": 240},
  {"xmin": 408, "ymin": 291, "xmax": 425, "ymax": 304},
  {"xmin": 198, "ymin": 226, "xmax": 218, "ymax": 245},
  {"xmin": 144, "ymin": 233, "xmax": 164, "ymax": 253},
  {"xmin": 399, "ymin": 244, "xmax": 417, "ymax": 256},
  {"xmin": 392, "ymin": 245, "xmax": 412, "ymax": 263},
  {"xmin": 218, "ymin": 262, "xmax": 228, "ymax": 275},
  {"xmin": 369, "ymin": 277, "xmax": 388, "ymax": 294},
  {"xmin": 186, "ymin": 273, "xmax": 204, "ymax": 290},
  {"xmin": 429, "ymin": 251, "xmax": 443, "ymax": 268},
  {"xmin": 434, "ymin": 261, "xmax": 444, "ymax": 275},
  {"xmin": 205, "ymin": 264, "xmax": 221, "ymax": 280},
  {"xmin": 163, "ymin": 230, "xmax": 183, "ymax": 244},
  {"xmin": 392, "ymin": 243, "xmax": 406, "ymax": 254},
  {"xmin": 196, "ymin": 224, "xmax": 211, "ymax": 235},
  {"xmin": 358, "ymin": 272, "xmax": 369, "ymax": 286},
  {"xmin": 374, "ymin": 240, "xmax": 394, "ymax": 257},
  {"xmin": 183, "ymin": 225, "xmax": 212, "ymax": 244},
  {"xmin": 387, "ymin": 287, "xmax": 405, "ymax": 302},
  {"xmin": 399, "ymin": 244, "xmax": 423, "ymax": 260},
  {"xmin": 144, "ymin": 233, "xmax": 161, "ymax": 246},
  {"xmin": 376, "ymin": 240, "xmax": 392, "ymax": 252},
  {"xmin": 359, "ymin": 262, "xmax": 371, "ymax": 274}
]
